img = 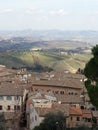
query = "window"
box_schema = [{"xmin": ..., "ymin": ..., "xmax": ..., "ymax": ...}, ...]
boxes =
[
  {"xmin": 14, "ymin": 96, "xmax": 20, "ymax": 101},
  {"xmin": 17, "ymin": 105, "xmax": 20, "ymax": 110},
  {"xmin": 0, "ymin": 105, "xmax": 2, "ymax": 110},
  {"xmin": 35, "ymin": 89, "xmax": 38, "ymax": 91},
  {"xmin": 0, "ymin": 96, "xmax": 3, "ymax": 100},
  {"xmin": 75, "ymin": 93, "xmax": 77, "ymax": 95},
  {"xmin": 14, "ymin": 105, "xmax": 17, "ymax": 110},
  {"xmin": 71, "ymin": 117, "xmax": 73, "ymax": 121},
  {"xmin": 6, "ymin": 96, "xmax": 12, "ymax": 100},
  {"xmin": 47, "ymin": 89, "xmax": 51, "ymax": 92},
  {"xmin": 7, "ymin": 105, "xmax": 10, "ymax": 110},
  {"xmin": 55, "ymin": 91, "xmax": 59, "ymax": 94},
  {"xmin": 35, "ymin": 115, "xmax": 37, "ymax": 121},
  {"xmin": 76, "ymin": 117, "xmax": 80, "ymax": 121},
  {"xmin": 68, "ymin": 92, "xmax": 71, "ymax": 95},
  {"xmin": 80, "ymin": 106, "xmax": 84, "ymax": 110},
  {"xmin": 60, "ymin": 91, "xmax": 64, "ymax": 94},
  {"xmin": 88, "ymin": 118, "xmax": 91, "ymax": 122},
  {"xmin": 84, "ymin": 118, "xmax": 88, "ymax": 122},
  {"xmin": 14, "ymin": 105, "xmax": 20, "ymax": 110}
]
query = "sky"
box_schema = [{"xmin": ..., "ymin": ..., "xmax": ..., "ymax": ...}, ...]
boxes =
[{"xmin": 0, "ymin": 0, "xmax": 98, "ymax": 30}]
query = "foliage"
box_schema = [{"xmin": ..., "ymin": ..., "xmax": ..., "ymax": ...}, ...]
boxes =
[
  {"xmin": 0, "ymin": 113, "xmax": 7, "ymax": 130},
  {"xmin": 77, "ymin": 125, "xmax": 90, "ymax": 130},
  {"xmin": 84, "ymin": 45, "xmax": 98, "ymax": 108},
  {"xmin": 33, "ymin": 111, "xmax": 66, "ymax": 130},
  {"xmin": 84, "ymin": 58, "xmax": 98, "ymax": 81}
]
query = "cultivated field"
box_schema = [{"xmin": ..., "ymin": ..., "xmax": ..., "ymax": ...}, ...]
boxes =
[{"xmin": 0, "ymin": 50, "xmax": 92, "ymax": 73}]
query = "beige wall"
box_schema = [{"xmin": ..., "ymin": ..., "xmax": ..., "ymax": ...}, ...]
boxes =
[
  {"xmin": 33, "ymin": 100, "xmax": 52, "ymax": 108},
  {"xmin": 0, "ymin": 96, "xmax": 22, "ymax": 112}
]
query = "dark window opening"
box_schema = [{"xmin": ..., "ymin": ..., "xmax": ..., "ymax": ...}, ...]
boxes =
[
  {"xmin": 0, "ymin": 105, "xmax": 2, "ymax": 110},
  {"xmin": 7, "ymin": 105, "xmax": 10, "ymax": 110},
  {"xmin": 77, "ymin": 117, "xmax": 80, "ymax": 121},
  {"xmin": 71, "ymin": 117, "xmax": 73, "ymax": 121}
]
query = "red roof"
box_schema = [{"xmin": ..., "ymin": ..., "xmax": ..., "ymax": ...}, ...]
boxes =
[{"xmin": 69, "ymin": 107, "xmax": 82, "ymax": 115}]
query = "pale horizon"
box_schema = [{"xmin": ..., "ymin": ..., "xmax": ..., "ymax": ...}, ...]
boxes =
[{"xmin": 0, "ymin": 0, "xmax": 98, "ymax": 30}]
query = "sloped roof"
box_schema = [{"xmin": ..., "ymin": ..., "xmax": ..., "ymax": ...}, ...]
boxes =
[
  {"xmin": 32, "ymin": 78, "xmax": 84, "ymax": 89},
  {"xmin": 0, "ymin": 82, "xmax": 24, "ymax": 96},
  {"xmin": 69, "ymin": 107, "xmax": 82, "ymax": 116},
  {"xmin": 55, "ymin": 95, "xmax": 83, "ymax": 104}
]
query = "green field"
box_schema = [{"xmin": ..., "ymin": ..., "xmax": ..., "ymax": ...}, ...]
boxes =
[{"xmin": 0, "ymin": 51, "xmax": 92, "ymax": 73}]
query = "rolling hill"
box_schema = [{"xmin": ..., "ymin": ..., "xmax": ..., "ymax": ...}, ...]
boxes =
[{"xmin": 0, "ymin": 50, "xmax": 92, "ymax": 73}]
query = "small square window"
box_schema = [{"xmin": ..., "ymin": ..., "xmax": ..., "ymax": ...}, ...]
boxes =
[
  {"xmin": 6, "ymin": 96, "xmax": 12, "ymax": 100},
  {"xmin": 0, "ymin": 96, "xmax": 3, "ymax": 100}
]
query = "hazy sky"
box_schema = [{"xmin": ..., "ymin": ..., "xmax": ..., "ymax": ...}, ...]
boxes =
[{"xmin": 0, "ymin": 0, "xmax": 98, "ymax": 30}]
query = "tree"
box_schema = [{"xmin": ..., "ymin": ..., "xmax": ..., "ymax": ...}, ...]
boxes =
[
  {"xmin": 33, "ymin": 111, "xmax": 66, "ymax": 130},
  {"xmin": 84, "ymin": 45, "xmax": 98, "ymax": 108},
  {"xmin": 0, "ymin": 113, "xmax": 8, "ymax": 130},
  {"xmin": 77, "ymin": 125, "xmax": 89, "ymax": 130}
]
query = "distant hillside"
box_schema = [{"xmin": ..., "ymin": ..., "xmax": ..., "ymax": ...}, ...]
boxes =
[
  {"xmin": 0, "ymin": 38, "xmax": 93, "ymax": 51},
  {"xmin": 0, "ymin": 39, "xmax": 45, "ymax": 51},
  {"xmin": 0, "ymin": 30, "xmax": 98, "ymax": 44},
  {"xmin": 0, "ymin": 50, "xmax": 92, "ymax": 73},
  {"xmin": 0, "ymin": 30, "xmax": 95, "ymax": 72}
]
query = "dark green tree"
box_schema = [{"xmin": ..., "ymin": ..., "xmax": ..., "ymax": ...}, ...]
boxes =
[
  {"xmin": 84, "ymin": 45, "xmax": 98, "ymax": 108},
  {"xmin": 77, "ymin": 125, "xmax": 89, "ymax": 130},
  {"xmin": 0, "ymin": 113, "xmax": 7, "ymax": 130},
  {"xmin": 33, "ymin": 111, "xmax": 66, "ymax": 130}
]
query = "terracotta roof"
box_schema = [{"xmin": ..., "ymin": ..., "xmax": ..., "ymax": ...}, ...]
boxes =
[
  {"xmin": 69, "ymin": 107, "xmax": 82, "ymax": 115},
  {"xmin": 55, "ymin": 95, "xmax": 83, "ymax": 104},
  {"xmin": 0, "ymin": 67, "xmax": 16, "ymax": 77},
  {"xmin": 32, "ymin": 78, "xmax": 84, "ymax": 89},
  {"xmin": 54, "ymin": 73, "xmax": 85, "ymax": 80},
  {"xmin": 0, "ymin": 82, "xmax": 24, "ymax": 96}
]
